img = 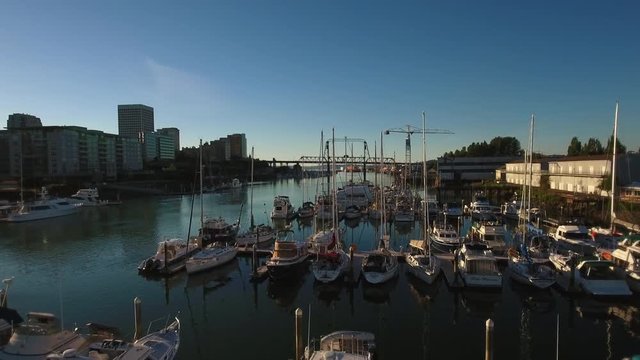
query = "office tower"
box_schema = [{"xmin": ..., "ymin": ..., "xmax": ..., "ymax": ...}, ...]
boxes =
[{"xmin": 117, "ymin": 104, "xmax": 154, "ymax": 138}]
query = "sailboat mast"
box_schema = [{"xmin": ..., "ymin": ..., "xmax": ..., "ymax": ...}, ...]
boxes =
[
  {"xmin": 422, "ymin": 112, "xmax": 429, "ymax": 254},
  {"xmin": 527, "ymin": 115, "xmax": 534, "ymax": 222},
  {"xmin": 200, "ymin": 139, "xmax": 204, "ymax": 229},
  {"xmin": 331, "ymin": 129, "xmax": 338, "ymax": 240},
  {"xmin": 611, "ymin": 101, "xmax": 619, "ymax": 232},
  {"xmin": 380, "ymin": 132, "xmax": 386, "ymax": 238},
  {"xmin": 250, "ymin": 147, "xmax": 255, "ymax": 229}
]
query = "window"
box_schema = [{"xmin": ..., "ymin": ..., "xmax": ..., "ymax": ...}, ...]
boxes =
[{"xmin": 589, "ymin": 166, "xmax": 594, "ymax": 174}]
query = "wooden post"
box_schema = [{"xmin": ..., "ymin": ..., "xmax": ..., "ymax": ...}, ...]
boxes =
[
  {"xmin": 133, "ymin": 297, "xmax": 142, "ymax": 341},
  {"xmin": 0, "ymin": 289, "xmax": 6, "ymax": 308},
  {"xmin": 485, "ymin": 318, "xmax": 494, "ymax": 360},
  {"xmin": 295, "ymin": 308, "xmax": 304, "ymax": 360}
]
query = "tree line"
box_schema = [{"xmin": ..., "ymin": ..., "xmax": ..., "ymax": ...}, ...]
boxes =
[
  {"xmin": 443, "ymin": 136, "xmax": 523, "ymax": 157},
  {"xmin": 566, "ymin": 135, "xmax": 627, "ymax": 156}
]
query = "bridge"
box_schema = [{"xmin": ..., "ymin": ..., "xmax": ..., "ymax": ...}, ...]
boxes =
[{"xmin": 270, "ymin": 156, "xmax": 397, "ymax": 167}]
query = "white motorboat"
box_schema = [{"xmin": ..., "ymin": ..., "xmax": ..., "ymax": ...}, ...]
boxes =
[
  {"xmin": 429, "ymin": 222, "xmax": 462, "ymax": 251},
  {"xmin": 185, "ymin": 242, "xmax": 238, "ymax": 275},
  {"xmin": 3, "ymin": 188, "xmax": 78, "ymax": 223},
  {"xmin": 271, "ymin": 195, "xmax": 295, "ymax": 220},
  {"xmin": 455, "ymin": 242, "xmax": 502, "ymax": 288},
  {"xmin": 405, "ymin": 240, "xmax": 440, "ymax": 285},
  {"xmin": 200, "ymin": 216, "xmax": 238, "ymax": 244},
  {"xmin": 47, "ymin": 317, "xmax": 180, "ymax": 360},
  {"xmin": 574, "ymin": 259, "xmax": 632, "ymax": 296},
  {"xmin": 235, "ymin": 224, "xmax": 277, "ymax": 246},
  {"xmin": 1, "ymin": 312, "xmax": 90, "ymax": 360},
  {"xmin": 311, "ymin": 248, "xmax": 350, "ymax": 283},
  {"xmin": 361, "ymin": 248, "xmax": 398, "ymax": 285},
  {"xmin": 550, "ymin": 224, "xmax": 592, "ymax": 249},
  {"xmin": 138, "ymin": 238, "xmax": 200, "ymax": 275},
  {"xmin": 507, "ymin": 247, "xmax": 555, "ymax": 289},
  {"xmin": 609, "ymin": 237, "xmax": 640, "ymax": 292},
  {"xmin": 70, "ymin": 188, "xmax": 109, "ymax": 207},
  {"xmin": 305, "ymin": 330, "xmax": 375, "ymax": 360},
  {"xmin": 472, "ymin": 221, "xmax": 508, "ymax": 256},
  {"xmin": 298, "ymin": 201, "xmax": 316, "ymax": 220},
  {"xmin": 266, "ymin": 231, "xmax": 309, "ymax": 279}
]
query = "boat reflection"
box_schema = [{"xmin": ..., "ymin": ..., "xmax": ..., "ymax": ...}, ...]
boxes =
[
  {"xmin": 509, "ymin": 280, "xmax": 555, "ymax": 313},
  {"xmin": 184, "ymin": 259, "xmax": 240, "ymax": 294},
  {"xmin": 458, "ymin": 288, "xmax": 502, "ymax": 319},
  {"xmin": 313, "ymin": 280, "xmax": 343, "ymax": 306},
  {"xmin": 406, "ymin": 272, "xmax": 441, "ymax": 305},
  {"xmin": 362, "ymin": 275, "xmax": 398, "ymax": 304},
  {"xmin": 393, "ymin": 221, "xmax": 414, "ymax": 236},
  {"xmin": 267, "ymin": 268, "xmax": 308, "ymax": 308}
]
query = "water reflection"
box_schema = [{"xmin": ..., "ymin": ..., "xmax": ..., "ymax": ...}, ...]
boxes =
[
  {"xmin": 362, "ymin": 275, "xmax": 398, "ymax": 304},
  {"xmin": 458, "ymin": 288, "xmax": 502, "ymax": 319},
  {"xmin": 313, "ymin": 280, "xmax": 343, "ymax": 306},
  {"xmin": 267, "ymin": 268, "xmax": 308, "ymax": 308}
]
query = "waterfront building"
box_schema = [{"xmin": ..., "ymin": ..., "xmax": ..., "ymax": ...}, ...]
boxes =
[
  {"xmin": 504, "ymin": 160, "xmax": 548, "ymax": 187},
  {"xmin": 117, "ymin": 104, "xmax": 154, "ymax": 138},
  {"xmin": 227, "ymin": 133, "xmax": 247, "ymax": 160},
  {"xmin": 211, "ymin": 138, "xmax": 227, "ymax": 161},
  {"xmin": 117, "ymin": 137, "xmax": 144, "ymax": 173},
  {"xmin": 157, "ymin": 127, "xmax": 180, "ymax": 151},
  {"xmin": 7, "ymin": 113, "xmax": 42, "ymax": 128},
  {"xmin": 437, "ymin": 156, "xmax": 520, "ymax": 184},
  {"xmin": 621, "ymin": 182, "xmax": 640, "ymax": 203},
  {"xmin": 140, "ymin": 131, "xmax": 158, "ymax": 161},
  {"xmin": 157, "ymin": 133, "xmax": 176, "ymax": 160}
]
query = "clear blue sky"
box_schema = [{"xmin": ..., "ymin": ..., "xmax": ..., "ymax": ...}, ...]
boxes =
[{"xmin": 1, "ymin": 0, "xmax": 639, "ymax": 161}]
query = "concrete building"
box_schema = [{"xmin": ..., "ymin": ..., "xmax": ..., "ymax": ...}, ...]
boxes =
[
  {"xmin": 504, "ymin": 161, "xmax": 548, "ymax": 187},
  {"xmin": 157, "ymin": 127, "xmax": 180, "ymax": 151},
  {"xmin": 211, "ymin": 138, "xmax": 228, "ymax": 161},
  {"xmin": 117, "ymin": 104, "xmax": 154, "ymax": 139},
  {"xmin": 7, "ymin": 113, "xmax": 42, "ymax": 129},
  {"xmin": 116, "ymin": 137, "xmax": 143, "ymax": 173},
  {"xmin": 140, "ymin": 131, "xmax": 158, "ymax": 161}
]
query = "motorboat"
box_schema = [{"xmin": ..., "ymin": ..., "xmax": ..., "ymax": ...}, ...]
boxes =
[
  {"xmin": 361, "ymin": 247, "xmax": 399, "ymax": 285},
  {"xmin": 405, "ymin": 240, "xmax": 440, "ymax": 284},
  {"xmin": 523, "ymin": 234, "xmax": 553, "ymax": 263},
  {"xmin": 608, "ymin": 237, "xmax": 640, "ymax": 292},
  {"xmin": 3, "ymin": 188, "xmax": 78, "ymax": 223},
  {"xmin": 335, "ymin": 182, "xmax": 373, "ymax": 211},
  {"xmin": 550, "ymin": 224, "xmax": 592, "ymax": 249},
  {"xmin": 393, "ymin": 193, "xmax": 414, "ymax": 222},
  {"xmin": 1, "ymin": 312, "xmax": 90, "ymax": 360},
  {"xmin": 138, "ymin": 238, "xmax": 200, "ymax": 276},
  {"xmin": 305, "ymin": 331, "xmax": 375, "ymax": 360},
  {"xmin": 235, "ymin": 224, "xmax": 277, "ymax": 247},
  {"xmin": 507, "ymin": 246, "xmax": 555, "ymax": 289},
  {"xmin": 70, "ymin": 188, "xmax": 110, "ymax": 207},
  {"xmin": 311, "ymin": 248, "xmax": 350, "ymax": 283},
  {"xmin": 185, "ymin": 242, "xmax": 238, "ymax": 275},
  {"xmin": 47, "ymin": 317, "xmax": 180, "ymax": 360},
  {"xmin": 307, "ymin": 228, "xmax": 340, "ymax": 255},
  {"xmin": 472, "ymin": 221, "xmax": 508, "ymax": 256},
  {"xmin": 266, "ymin": 230, "xmax": 309, "ymax": 279},
  {"xmin": 455, "ymin": 242, "xmax": 502, "ymax": 288},
  {"xmin": 297, "ymin": 201, "xmax": 316, "ymax": 220},
  {"xmin": 271, "ymin": 195, "xmax": 296, "ymax": 220},
  {"xmin": 429, "ymin": 222, "xmax": 462, "ymax": 252},
  {"xmin": 200, "ymin": 217, "xmax": 238, "ymax": 244}
]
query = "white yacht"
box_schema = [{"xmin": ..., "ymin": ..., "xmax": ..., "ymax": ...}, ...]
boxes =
[
  {"xmin": 235, "ymin": 224, "xmax": 277, "ymax": 247},
  {"xmin": 429, "ymin": 223, "xmax": 461, "ymax": 251},
  {"xmin": 455, "ymin": 242, "xmax": 502, "ymax": 288},
  {"xmin": 70, "ymin": 188, "xmax": 109, "ymax": 207},
  {"xmin": 138, "ymin": 238, "xmax": 200, "ymax": 275},
  {"xmin": 47, "ymin": 317, "xmax": 180, "ymax": 360},
  {"xmin": 361, "ymin": 248, "xmax": 399, "ymax": 285},
  {"xmin": 185, "ymin": 242, "xmax": 238, "ymax": 275},
  {"xmin": 405, "ymin": 240, "xmax": 440, "ymax": 284},
  {"xmin": 305, "ymin": 331, "xmax": 375, "ymax": 360},
  {"xmin": 1, "ymin": 312, "xmax": 89, "ymax": 360},
  {"xmin": 473, "ymin": 222, "xmax": 508, "ymax": 256},
  {"xmin": 609, "ymin": 237, "xmax": 640, "ymax": 292},
  {"xmin": 3, "ymin": 188, "xmax": 78, "ymax": 223},
  {"xmin": 271, "ymin": 195, "xmax": 295, "ymax": 220},
  {"xmin": 574, "ymin": 259, "xmax": 632, "ymax": 296},
  {"xmin": 551, "ymin": 224, "xmax": 592, "ymax": 249}
]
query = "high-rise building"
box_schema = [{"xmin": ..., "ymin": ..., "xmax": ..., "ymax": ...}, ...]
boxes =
[
  {"xmin": 117, "ymin": 104, "xmax": 154, "ymax": 138},
  {"xmin": 157, "ymin": 134, "xmax": 175, "ymax": 160},
  {"xmin": 157, "ymin": 127, "xmax": 180, "ymax": 151},
  {"xmin": 227, "ymin": 133, "xmax": 247, "ymax": 160},
  {"xmin": 7, "ymin": 113, "xmax": 42, "ymax": 129}
]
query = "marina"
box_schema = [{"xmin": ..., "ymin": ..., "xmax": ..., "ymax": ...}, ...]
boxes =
[{"xmin": 1, "ymin": 178, "xmax": 639, "ymax": 359}]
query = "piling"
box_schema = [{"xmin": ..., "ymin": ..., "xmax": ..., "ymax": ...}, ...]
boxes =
[
  {"xmin": 0, "ymin": 289, "xmax": 6, "ymax": 308},
  {"xmin": 133, "ymin": 297, "xmax": 142, "ymax": 341},
  {"xmin": 295, "ymin": 308, "xmax": 303, "ymax": 360},
  {"xmin": 485, "ymin": 318, "xmax": 494, "ymax": 360}
]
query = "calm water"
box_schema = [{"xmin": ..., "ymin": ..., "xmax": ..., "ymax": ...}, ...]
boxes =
[{"xmin": 1, "ymin": 177, "xmax": 639, "ymax": 359}]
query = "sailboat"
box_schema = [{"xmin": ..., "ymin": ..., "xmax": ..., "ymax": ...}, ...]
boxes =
[
  {"xmin": 405, "ymin": 112, "xmax": 441, "ymax": 284},
  {"xmin": 311, "ymin": 130, "xmax": 350, "ymax": 283},
  {"xmin": 508, "ymin": 115, "xmax": 556, "ymax": 289},
  {"xmin": 235, "ymin": 147, "xmax": 277, "ymax": 247},
  {"xmin": 361, "ymin": 131, "xmax": 399, "ymax": 285},
  {"xmin": 186, "ymin": 140, "xmax": 238, "ymax": 275}
]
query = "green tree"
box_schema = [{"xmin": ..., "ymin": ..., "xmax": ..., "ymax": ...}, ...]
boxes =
[
  {"xmin": 567, "ymin": 137, "xmax": 582, "ymax": 156},
  {"xmin": 605, "ymin": 135, "xmax": 627, "ymax": 154},
  {"xmin": 582, "ymin": 138, "xmax": 604, "ymax": 155}
]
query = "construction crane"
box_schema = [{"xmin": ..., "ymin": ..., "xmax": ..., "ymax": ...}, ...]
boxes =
[{"xmin": 384, "ymin": 120, "xmax": 453, "ymax": 187}]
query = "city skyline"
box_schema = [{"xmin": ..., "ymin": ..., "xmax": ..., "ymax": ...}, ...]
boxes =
[{"xmin": 1, "ymin": 1, "xmax": 639, "ymax": 161}]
